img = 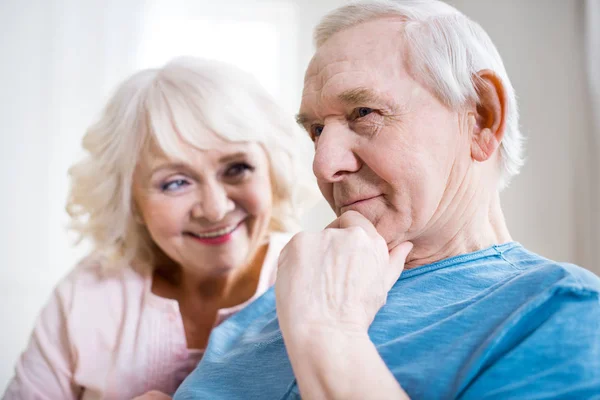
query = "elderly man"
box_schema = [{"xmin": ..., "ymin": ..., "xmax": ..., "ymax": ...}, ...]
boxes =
[{"xmin": 172, "ymin": 1, "xmax": 600, "ymax": 398}]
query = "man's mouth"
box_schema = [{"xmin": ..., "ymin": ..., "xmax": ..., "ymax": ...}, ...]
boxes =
[{"xmin": 339, "ymin": 195, "xmax": 381, "ymax": 211}]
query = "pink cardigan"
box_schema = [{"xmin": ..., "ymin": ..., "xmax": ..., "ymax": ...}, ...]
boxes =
[{"xmin": 4, "ymin": 233, "xmax": 290, "ymax": 400}]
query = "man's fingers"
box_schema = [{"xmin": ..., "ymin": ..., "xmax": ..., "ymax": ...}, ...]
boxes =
[
  {"xmin": 326, "ymin": 211, "xmax": 411, "ymax": 291},
  {"xmin": 325, "ymin": 217, "xmax": 341, "ymax": 229},
  {"xmin": 327, "ymin": 210, "xmax": 378, "ymax": 237},
  {"xmin": 385, "ymin": 241, "xmax": 413, "ymax": 291}
]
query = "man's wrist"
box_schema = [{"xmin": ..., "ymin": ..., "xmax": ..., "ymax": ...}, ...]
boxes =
[
  {"xmin": 283, "ymin": 323, "xmax": 407, "ymax": 399},
  {"xmin": 282, "ymin": 321, "xmax": 369, "ymax": 353}
]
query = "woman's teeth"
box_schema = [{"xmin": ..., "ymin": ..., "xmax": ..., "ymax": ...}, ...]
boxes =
[{"xmin": 193, "ymin": 224, "xmax": 238, "ymax": 238}]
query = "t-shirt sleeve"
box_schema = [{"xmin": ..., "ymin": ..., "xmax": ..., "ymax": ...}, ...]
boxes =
[
  {"xmin": 459, "ymin": 290, "xmax": 600, "ymax": 399},
  {"xmin": 3, "ymin": 283, "xmax": 81, "ymax": 400}
]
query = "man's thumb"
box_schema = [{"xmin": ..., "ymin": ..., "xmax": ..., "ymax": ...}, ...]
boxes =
[{"xmin": 385, "ymin": 241, "xmax": 413, "ymax": 291}]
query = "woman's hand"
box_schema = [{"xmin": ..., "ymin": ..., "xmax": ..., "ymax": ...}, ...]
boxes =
[
  {"xmin": 132, "ymin": 391, "xmax": 172, "ymax": 400},
  {"xmin": 276, "ymin": 210, "xmax": 412, "ymax": 337}
]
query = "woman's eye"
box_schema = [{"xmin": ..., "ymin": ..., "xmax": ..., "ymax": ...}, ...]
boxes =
[
  {"xmin": 355, "ymin": 107, "xmax": 374, "ymax": 118},
  {"xmin": 161, "ymin": 179, "xmax": 189, "ymax": 192},
  {"xmin": 225, "ymin": 163, "xmax": 254, "ymax": 178},
  {"xmin": 310, "ymin": 125, "xmax": 324, "ymax": 141}
]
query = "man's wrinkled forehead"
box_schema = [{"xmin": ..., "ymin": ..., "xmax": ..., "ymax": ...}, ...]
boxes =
[
  {"xmin": 304, "ymin": 17, "xmax": 406, "ymax": 84},
  {"xmin": 300, "ymin": 18, "xmax": 410, "ymax": 121}
]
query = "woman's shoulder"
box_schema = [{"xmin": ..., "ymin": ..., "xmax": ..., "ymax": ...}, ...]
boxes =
[
  {"xmin": 268, "ymin": 231, "xmax": 294, "ymax": 250},
  {"xmin": 54, "ymin": 254, "xmax": 150, "ymax": 316},
  {"xmin": 60, "ymin": 253, "xmax": 146, "ymax": 288}
]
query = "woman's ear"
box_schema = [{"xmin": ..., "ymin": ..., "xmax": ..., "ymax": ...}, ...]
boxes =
[{"xmin": 470, "ymin": 69, "xmax": 507, "ymax": 162}]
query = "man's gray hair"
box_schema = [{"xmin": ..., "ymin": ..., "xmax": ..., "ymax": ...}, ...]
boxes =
[{"xmin": 315, "ymin": 0, "xmax": 523, "ymax": 188}]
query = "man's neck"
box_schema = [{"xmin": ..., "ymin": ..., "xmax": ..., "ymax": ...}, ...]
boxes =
[{"xmin": 404, "ymin": 188, "xmax": 512, "ymax": 269}]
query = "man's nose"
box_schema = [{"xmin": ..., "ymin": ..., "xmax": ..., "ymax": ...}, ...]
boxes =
[
  {"xmin": 312, "ymin": 123, "xmax": 361, "ymax": 182},
  {"xmin": 191, "ymin": 183, "xmax": 235, "ymax": 223}
]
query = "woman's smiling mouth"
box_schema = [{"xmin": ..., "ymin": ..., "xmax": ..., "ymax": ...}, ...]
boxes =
[{"xmin": 185, "ymin": 220, "xmax": 245, "ymax": 245}]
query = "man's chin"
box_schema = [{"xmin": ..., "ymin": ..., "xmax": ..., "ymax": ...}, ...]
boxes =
[{"xmin": 377, "ymin": 225, "xmax": 410, "ymax": 250}]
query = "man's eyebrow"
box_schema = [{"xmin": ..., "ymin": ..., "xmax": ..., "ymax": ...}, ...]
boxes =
[
  {"xmin": 295, "ymin": 113, "xmax": 311, "ymax": 128},
  {"xmin": 295, "ymin": 87, "xmax": 393, "ymax": 129},
  {"xmin": 338, "ymin": 87, "xmax": 382, "ymax": 106}
]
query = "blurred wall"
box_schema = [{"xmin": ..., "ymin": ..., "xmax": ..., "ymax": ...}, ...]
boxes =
[
  {"xmin": 448, "ymin": 0, "xmax": 597, "ymax": 269},
  {"xmin": 0, "ymin": 0, "xmax": 597, "ymax": 390}
]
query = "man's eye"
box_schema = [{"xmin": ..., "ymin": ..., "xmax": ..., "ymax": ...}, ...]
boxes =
[
  {"xmin": 311, "ymin": 125, "xmax": 324, "ymax": 140},
  {"xmin": 355, "ymin": 107, "xmax": 374, "ymax": 118},
  {"xmin": 161, "ymin": 179, "xmax": 189, "ymax": 192}
]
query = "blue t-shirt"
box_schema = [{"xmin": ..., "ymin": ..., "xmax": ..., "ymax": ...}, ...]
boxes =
[{"xmin": 174, "ymin": 243, "xmax": 600, "ymax": 399}]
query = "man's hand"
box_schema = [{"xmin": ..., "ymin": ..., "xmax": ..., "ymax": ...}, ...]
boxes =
[
  {"xmin": 275, "ymin": 211, "xmax": 412, "ymax": 399},
  {"xmin": 276, "ymin": 210, "xmax": 413, "ymax": 338}
]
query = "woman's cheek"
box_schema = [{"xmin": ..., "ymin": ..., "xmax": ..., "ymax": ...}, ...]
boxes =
[
  {"xmin": 241, "ymin": 177, "xmax": 273, "ymax": 216},
  {"xmin": 144, "ymin": 197, "xmax": 189, "ymax": 235}
]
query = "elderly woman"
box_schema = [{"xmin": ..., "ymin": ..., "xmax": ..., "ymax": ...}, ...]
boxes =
[{"xmin": 4, "ymin": 57, "xmax": 314, "ymax": 399}]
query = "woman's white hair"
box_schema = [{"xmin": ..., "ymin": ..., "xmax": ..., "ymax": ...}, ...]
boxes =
[
  {"xmin": 67, "ymin": 57, "xmax": 316, "ymax": 267},
  {"xmin": 315, "ymin": 0, "xmax": 524, "ymax": 188}
]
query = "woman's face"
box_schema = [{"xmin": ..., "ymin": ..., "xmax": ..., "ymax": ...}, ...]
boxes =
[{"xmin": 133, "ymin": 135, "xmax": 273, "ymax": 277}]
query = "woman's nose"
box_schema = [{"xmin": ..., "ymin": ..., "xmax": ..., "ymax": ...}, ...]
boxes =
[{"xmin": 191, "ymin": 184, "xmax": 235, "ymax": 222}]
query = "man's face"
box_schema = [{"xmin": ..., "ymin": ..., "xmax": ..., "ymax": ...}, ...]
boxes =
[{"xmin": 298, "ymin": 18, "xmax": 474, "ymax": 249}]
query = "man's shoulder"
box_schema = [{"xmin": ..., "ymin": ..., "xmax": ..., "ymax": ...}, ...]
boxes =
[
  {"xmin": 461, "ymin": 252, "xmax": 600, "ymax": 398},
  {"xmin": 501, "ymin": 244, "xmax": 600, "ymax": 297},
  {"xmin": 392, "ymin": 243, "xmax": 600, "ymax": 304},
  {"xmin": 385, "ymin": 243, "xmax": 600, "ymax": 345},
  {"xmin": 484, "ymin": 246, "xmax": 600, "ymax": 358}
]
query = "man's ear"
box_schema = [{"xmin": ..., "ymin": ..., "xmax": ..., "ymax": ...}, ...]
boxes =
[{"xmin": 470, "ymin": 69, "xmax": 507, "ymax": 162}]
